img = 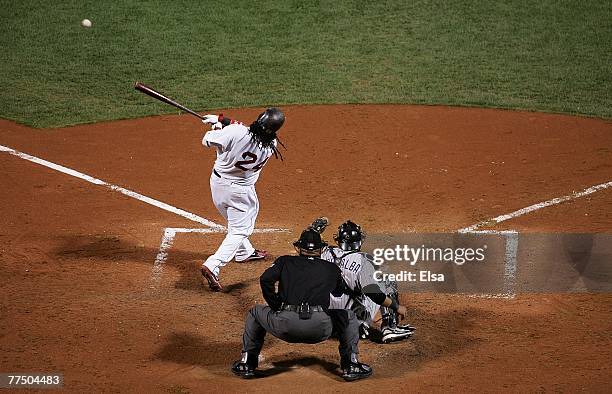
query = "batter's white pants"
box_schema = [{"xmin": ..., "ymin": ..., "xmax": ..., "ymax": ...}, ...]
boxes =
[{"xmin": 203, "ymin": 175, "xmax": 258, "ymax": 277}]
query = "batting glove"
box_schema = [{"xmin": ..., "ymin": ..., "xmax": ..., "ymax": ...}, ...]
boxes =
[
  {"xmin": 202, "ymin": 114, "xmax": 223, "ymax": 130},
  {"xmin": 202, "ymin": 114, "xmax": 218, "ymax": 124}
]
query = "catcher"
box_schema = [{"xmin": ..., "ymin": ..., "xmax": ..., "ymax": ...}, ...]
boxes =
[{"xmin": 309, "ymin": 217, "xmax": 416, "ymax": 343}]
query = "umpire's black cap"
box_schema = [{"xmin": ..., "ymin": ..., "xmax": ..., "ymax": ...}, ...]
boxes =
[{"xmin": 293, "ymin": 229, "xmax": 327, "ymax": 251}]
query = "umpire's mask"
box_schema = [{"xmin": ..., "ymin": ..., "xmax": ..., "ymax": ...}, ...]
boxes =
[{"xmin": 293, "ymin": 229, "xmax": 327, "ymax": 256}]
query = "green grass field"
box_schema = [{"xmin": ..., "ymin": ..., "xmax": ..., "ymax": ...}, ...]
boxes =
[{"xmin": 1, "ymin": 0, "xmax": 611, "ymax": 127}]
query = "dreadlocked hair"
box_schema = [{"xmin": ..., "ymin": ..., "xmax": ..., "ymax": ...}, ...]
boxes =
[{"xmin": 248, "ymin": 121, "xmax": 286, "ymax": 160}]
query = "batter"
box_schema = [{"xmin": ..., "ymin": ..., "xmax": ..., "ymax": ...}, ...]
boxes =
[{"xmin": 200, "ymin": 108, "xmax": 285, "ymax": 292}]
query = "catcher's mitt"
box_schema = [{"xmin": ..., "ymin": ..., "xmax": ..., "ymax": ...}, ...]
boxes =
[{"xmin": 308, "ymin": 217, "xmax": 329, "ymax": 234}]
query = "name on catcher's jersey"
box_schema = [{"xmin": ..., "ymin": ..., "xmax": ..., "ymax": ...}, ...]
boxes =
[
  {"xmin": 203, "ymin": 123, "xmax": 276, "ymax": 186},
  {"xmin": 321, "ymin": 247, "xmax": 379, "ymax": 309}
]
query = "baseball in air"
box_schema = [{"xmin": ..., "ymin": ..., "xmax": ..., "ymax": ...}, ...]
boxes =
[{"xmin": 81, "ymin": 19, "xmax": 92, "ymax": 28}]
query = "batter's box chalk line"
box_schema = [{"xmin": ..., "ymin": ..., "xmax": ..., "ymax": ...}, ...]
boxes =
[
  {"xmin": 0, "ymin": 144, "xmax": 290, "ymax": 286},
  {"xmin": 2, "ymin": 144, "xmax": 610, "ymax": 297},
  {"xmin": 456, "ymin": 180, "xmax": 612, "ymax": 299},
  {"xmin": 453, "ymin": 230, "xmax": 518, "ymax": 299},
  {"xmin": 151, "ymin": 227, "xmax": 290, "ymax": 287}
]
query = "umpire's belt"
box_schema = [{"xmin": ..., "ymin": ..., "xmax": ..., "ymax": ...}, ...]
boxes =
[{"xmin": 281, "ymin": 304, "xmax": 324, "ymax": 312}]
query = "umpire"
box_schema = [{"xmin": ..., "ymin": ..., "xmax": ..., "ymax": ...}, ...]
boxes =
[{"xmin": 231, "ymin": 229, "xmax": 373, "ymax": 381}]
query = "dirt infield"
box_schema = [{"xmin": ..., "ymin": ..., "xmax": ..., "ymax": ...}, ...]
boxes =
[{"xmin": 1, "ymin": 105, "xmax": 611, "ymax": 392}]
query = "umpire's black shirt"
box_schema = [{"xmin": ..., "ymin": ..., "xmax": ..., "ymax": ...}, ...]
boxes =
[{"xmin": 260, "ymin": 255, "xmax": 345, "ymax": 311}]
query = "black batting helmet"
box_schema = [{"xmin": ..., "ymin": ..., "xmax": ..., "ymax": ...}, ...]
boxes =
[
  {"xmin": 334, "ymin": 220, "xmax": 365, "ymax": 251},
  {"xmin": 255, "ymin": 107, "xmax": 285, "ymax": 134}
]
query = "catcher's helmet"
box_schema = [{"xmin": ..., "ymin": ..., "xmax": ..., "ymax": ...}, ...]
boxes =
[
  {"xmin": 293, "ymin": 229, "xmax": 327, "ymax": 252},
  {"xmin": 334, "ymin": 221, "xmax": 365, "ymax": 251},
  {"xmin": 255, "ymin": 107, "xmax": 285, "ymax": 134}
]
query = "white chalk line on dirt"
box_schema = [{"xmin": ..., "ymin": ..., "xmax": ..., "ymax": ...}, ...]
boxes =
[
  {"xmin": 458, "ymin": 230, "xmax": 518, "ymax": 299},
  {"xmin": 0, "ymin": 144, "xmax": 225, "ymax": 229},
  {"xmin": 459, "ymin": 180, "xmax": 612, "ymax": 233},
  {"xmin": 151, "ymin": 227, "xmax": 289, "ymax": 286},
  {"xmin": 0, "ymin": 144, "xmax": 290, "ymax": 285},
  {"xmin": 458, "ymin": 179, "xmax": 612, "ymax": 299},
  {"xmin": 153, "ymin": 179, "xmax": 612, "ymax": 292}
]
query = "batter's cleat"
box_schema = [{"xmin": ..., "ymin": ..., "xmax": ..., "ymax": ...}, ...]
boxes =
[
  {"xmin": 201, "ymin": 266, "xmax": 223, "ymax": 292},
  {"xmin": 341, "ymin": 362, "xmax": 373, "ymax": 382},
  {"xmin": 231, "ymin": 360, "xmax": 255, "ymax": 379},
  {"xmin": 381, "ymin": 326, "xmax": 413, "ymax": 343},
  {"xmin": 236, "ymin": 250, "xmax": 268, "ymax": 263},
  {"xmin": 308, "ymin": 216, "xmax": 329, "ymax": 234}
]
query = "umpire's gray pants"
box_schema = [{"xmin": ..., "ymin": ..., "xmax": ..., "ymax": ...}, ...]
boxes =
[{"xmin": 242, "ymin": 304, "xmax": 360, "ymax": 362}]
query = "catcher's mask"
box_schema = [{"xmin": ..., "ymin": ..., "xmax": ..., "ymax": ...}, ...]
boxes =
[
  {"xmin": 334, "ymin": 220, "xmax": 365, "ymax": 251},
  {"xmin": 293, "ymin": 229, "xmax": 327, "ymax": 256},
  {"xmin": 254, "ymin": 107, "xmax": 285, "ymax": 134}
]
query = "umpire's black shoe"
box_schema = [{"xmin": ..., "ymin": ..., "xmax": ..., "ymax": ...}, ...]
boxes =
[
  {"xmin": 341, "ymin": 362, "xmax": 373, "ymax": 382},
  {"xmin": 231, "ymin": 360, "xmax": 255, "ymax": 378}
]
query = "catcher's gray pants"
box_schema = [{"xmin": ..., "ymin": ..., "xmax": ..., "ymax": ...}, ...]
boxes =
[
  {"xmin": 242, "ymin": 304, "xmax": 360, "ymax": 363},
  {"xmin": 354, "ymin": 279, "xmax": 399, "ymax": 326}
]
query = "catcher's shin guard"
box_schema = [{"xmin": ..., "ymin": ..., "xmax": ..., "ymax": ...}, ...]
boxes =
[
  {"xmin": 382, "ymin": 279, "xmax": 401, "ymax": 328},
  {"xmin": 381, "ymin": 306, "xmax": 398, "ymax": 329},
  {"xmin": 359, "ymin": 323, "xmax": 370, "ymax": 340}
]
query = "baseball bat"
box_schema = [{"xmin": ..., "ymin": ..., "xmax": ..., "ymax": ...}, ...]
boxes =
[{"xmin": 134, "ymin": 82, "xmax": 205, "ymax": 120}]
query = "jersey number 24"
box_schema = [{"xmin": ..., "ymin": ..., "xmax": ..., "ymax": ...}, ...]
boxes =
[{"xmin": 235, "ymin": 152, "xmax": 268, "ymax": 172}]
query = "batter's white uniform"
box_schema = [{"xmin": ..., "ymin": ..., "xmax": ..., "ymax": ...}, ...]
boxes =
[
  {"xmin": 323, "ymin": 247, "xmax": 384, "ymax": 324},
  {"xmin": 202, "ymin": 122, "xmax": 276, "ymax": 277}
]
